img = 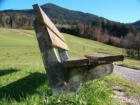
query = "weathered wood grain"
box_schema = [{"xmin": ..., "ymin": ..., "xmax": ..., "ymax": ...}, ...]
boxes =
[
  {"xmin": 33, "ymin": 19, "xmax": 67, "ymax": 94},
  {"xmin": 64, "ymin": 56, "xmax": 92, "ymax": 67},
  {"xmin": 33, "ymin": 4, "xmax": 69, "ymax": 51},
  {"xmin": 33, "ymin": 4, "xmax": 65, "ymax": 41},
  {"xmin": 47, "ymin": 27, "xmax": 69, "ymax": 50},
  {"xmin": 85, "ymin": 54, "xmax": 124, "ymax": 63}
]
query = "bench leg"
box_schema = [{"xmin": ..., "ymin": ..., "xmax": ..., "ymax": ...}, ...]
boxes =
[
  {"xmin": 63, "ymin": 64, "xmax": 114, "ymax": 95},
  {"xmin": 33, "ymin": 19, "xmax": 67, "ymax": 95}
]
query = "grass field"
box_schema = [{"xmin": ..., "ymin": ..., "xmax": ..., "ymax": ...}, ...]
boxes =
[{"xmin": 0, "ymin": 28, "xmax": 140, "ymax": 105}]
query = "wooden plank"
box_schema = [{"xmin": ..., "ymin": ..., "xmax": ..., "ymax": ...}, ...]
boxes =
[
  {"xmin": 85, "ymin": 54, "xmax": 124, "ymax": 63},
  {"xmin": 33, "ymin": 20, "xmax": 67, "ymax": 93},
  {"xmin": 33, "ymin": 4, "xmax": 65, "ymax": 42},
  {"xmin": 46, "ymin": 27, "xmax": 69, "ymax": 50},
  {"xmin": 63, "ymin": 55, "xmax": 115, "ymax": 68},
  {"xmin": 33, "ymin": 4, "xmax": 69, "ymax": 50},
  {"xmin": 64, "ymin": 56, "xmax": 92, "ymax": 67}
]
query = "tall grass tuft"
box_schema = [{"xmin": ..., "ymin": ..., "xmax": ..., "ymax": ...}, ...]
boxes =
[
  {"xmin": 76, "ymin": 80, "xmax": 115, "ymax": 105},
  {"xmin": 42, "ymin": 80, "xmax": 116, "ymax": 105}
]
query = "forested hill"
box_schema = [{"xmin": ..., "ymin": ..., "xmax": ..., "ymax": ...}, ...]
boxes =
[
  {"xmin": 1, "ymin": 4, "xmax": 100, "ymax": 22},
  {"xmin": 133, "ymin": 20, "xmax": 140, "ymax": 30},
  {"xmin": 0, "ymin": 3, "xmax": 101, "ymax": 28},
  {"xmin": 0, "ymin": 3, "xmax": 139, "ymax": 39}
]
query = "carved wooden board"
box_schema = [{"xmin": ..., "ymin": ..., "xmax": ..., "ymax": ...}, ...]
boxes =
[
  {"xmin": 64, "ymin": 56, "xmax": 92, "ymax": 67},
  {"xmin": 47, "ymin": 27, "xmax": 69, "ymax": 50},
  {"xmin": 85, "ymin": 54, "xmax": 124, "ymax": 63},
  {"xmin": 33, "ymin": 4, "xmax": 69, "ymax": 51}
]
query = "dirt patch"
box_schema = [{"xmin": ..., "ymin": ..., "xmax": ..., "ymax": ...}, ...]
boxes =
[{"xmin": 112, "ymin": 86, "xmax": 140, "ymax": 105}]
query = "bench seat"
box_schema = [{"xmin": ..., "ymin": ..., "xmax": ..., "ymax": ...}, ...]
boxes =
[
  {"xmin": 85, "ymin": 54, "xmax": 124, "ymax": 62},
  {"xmin": 64, "ymin": 54, "xmax": 124, "ymax": 68},
  {"xmin": 64, "ymin": 56, "xmax": 93, "ymax": 67}
]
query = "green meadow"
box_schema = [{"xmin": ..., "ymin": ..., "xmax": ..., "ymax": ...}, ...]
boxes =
[{"xmin": 0, "ymin": 28, "xmax": 139, "ymax": 105}]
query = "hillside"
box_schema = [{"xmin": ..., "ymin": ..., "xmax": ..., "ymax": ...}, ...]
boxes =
[
  {"xmin": 0, "ymin": 3, "xmax": 100, "ymax": 28},
  {"xmin": 0, "ymin": 28, "xmax": 140, "ymax": 104},
  {"xmin": 0, "ymin": 3, "xmax": 138, "ymax": 36},
  {"xmin": 41, "ymin": 3, "xmax": 100, "ymax": 23},
  {"xmin": 0, "ymin": 3, "xmax": 140, "ymax": 52},
  {"xmin": 133, "ymin": 20, "xmax": 140, "ymax": 30},
  {"xmin": 0, "ymin": 28, "xmax": 140, "ymax": 70},
  {"xmin": 1, "ymin": 3, "xmax": 100, "ymax": 23}
]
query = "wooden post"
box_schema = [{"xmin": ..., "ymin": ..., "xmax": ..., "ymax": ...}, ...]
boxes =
[
  {"xmin": 33, "ymin": 19, "xmax": 66, "ymax": 94},
  {"xmin": 58, "ymin": 48, "xmax": 69, "ymax": 63}
]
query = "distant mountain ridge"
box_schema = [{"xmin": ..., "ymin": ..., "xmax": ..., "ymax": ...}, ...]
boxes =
[
  {"xmin": 41, "ymin": 3, "xmax": 101, "ymax": 23},
  {"xmin": 0, "ymin": 3, "xmax": 139, "ymax": 28},
  {"xmin": 0, "ymin": 3, "xmax": 139, "ymax": 35},
  {"xmin": 1, "ymin": 9, "xmax": 34, "ymax": 14},
  {"xmin": 0, "ymin": 3, "xmax": 140, "ymax": 50},
  {"xmin": 0, "ymin": 3, "xmax": 101, "ymax": 23},
  {"xmin": 133, "ymin": 20, "xmax": 140, "ymax": 30}
]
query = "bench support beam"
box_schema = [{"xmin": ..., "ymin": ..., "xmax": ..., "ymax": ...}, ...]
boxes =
[
  {"xmin": 63, "ymin": 64, "xmax": 113, "ymax": 95},
  {"xmin": 34, "ymin": 19, "xmax": 67, "ymax": 94}
]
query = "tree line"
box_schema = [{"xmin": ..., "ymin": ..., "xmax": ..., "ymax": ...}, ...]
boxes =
[
  {"xmin": 0, "ymin": 12, "xmax": 140, "ymax": 59},
  {"xmin": 0, "ymin": 13, "xmax": 35, "ymax": 29},
  {"xmin": 60, "ymin": 19, "xmax": 140, "ymax": 59}
]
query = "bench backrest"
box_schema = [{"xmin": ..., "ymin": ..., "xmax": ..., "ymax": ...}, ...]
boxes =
[{"xmin": 33, "ymin": 4, "xmax": 69, "ymax": 51}]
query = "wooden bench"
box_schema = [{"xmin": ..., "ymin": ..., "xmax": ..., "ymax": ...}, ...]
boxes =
[{"xmin": 33, "ymin": 4, "xmax": 124, "ymax": 95}]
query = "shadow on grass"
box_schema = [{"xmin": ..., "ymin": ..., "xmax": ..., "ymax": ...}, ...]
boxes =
[
  {"xmin": 0, "ymin": 72, "xmax": 49, "ymax": 102},
  {"xmin": 0, "ymin": 68, "xmax": 18, "ymax": 76}
]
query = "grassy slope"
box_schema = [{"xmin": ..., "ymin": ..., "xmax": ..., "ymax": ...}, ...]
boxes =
[{"xmin": 0, "ymin": 28, "xmax": 139, "ymax": 105}]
